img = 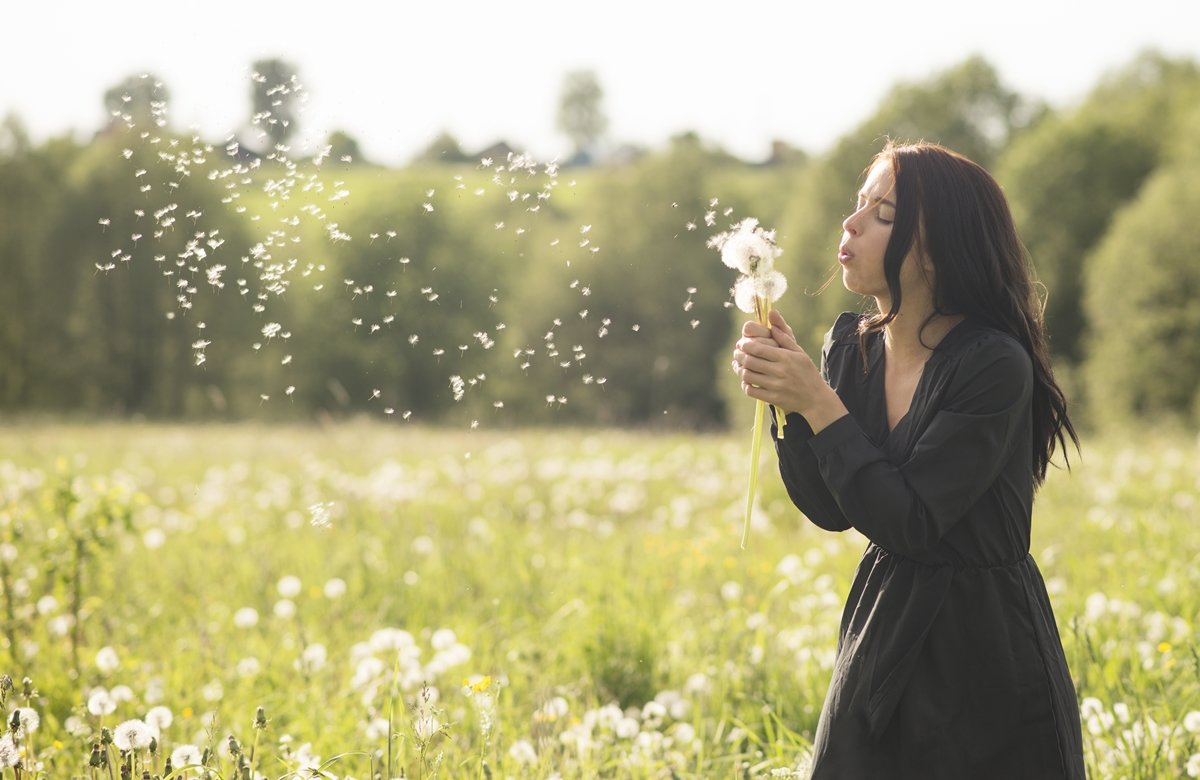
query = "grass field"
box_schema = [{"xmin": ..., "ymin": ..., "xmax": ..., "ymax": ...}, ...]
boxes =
[{"xmin": 1, "ymin": 423, "xmax": 1198, "ymax": 778}]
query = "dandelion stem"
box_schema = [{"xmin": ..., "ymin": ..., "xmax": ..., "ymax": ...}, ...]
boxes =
[{"xmin": 743, "ymin": 397, "xmax": 765, "ymax": 550}]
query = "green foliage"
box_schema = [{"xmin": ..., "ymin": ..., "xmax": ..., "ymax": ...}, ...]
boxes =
[
  {"xmin": 1081, "ymin": 121, "xmax": 1200, "ymax": 425},
  {"xmin": 413, "ymin": 131, "xmax": 470, "ymax": 165},
  {"xmin": 2, "ymin": 424, "xmax": 1198, "ymax": 779},
  {"xmin": 557, "ymin": 70, "xmax": 608, "ymax": 160},
  {"xmin": 250, "ymin": 58, "xmax": 301, "ymax": 150},
  {"xmin": 997, "ymin": 51, "xmax": 1200, "ymax": 364},
  {"xmin": 0, "ymin": 119, "xmax": 81, "ymax": 408},
  {"xmin": 2, "ymin": 51, "xmax": 1200, "ymax": 428},
  {"xmin": 102, "ymin": 73, "xmax": 170, "ymax": 131}
]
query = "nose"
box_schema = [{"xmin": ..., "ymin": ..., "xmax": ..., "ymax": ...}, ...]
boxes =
[{"xmin": 842, "ymin": 209, "xmax": 859, "ymax": 236}]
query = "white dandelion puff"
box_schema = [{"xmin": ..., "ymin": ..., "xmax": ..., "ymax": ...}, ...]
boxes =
[
  {"xmin": 277, "ymin": 575, "xmax": 302, "ymax": 598},
  {"xmin": 87, "ymin": 689, "xmax": 117, "ymax": 716},
  {"xmin": 170, "ymin": 745, "xmax": 202, "ymax": 770},
  {"xmin": 708, "ymin": 217, "xmax": 781, "ymax": 275},
  {"xmin": 96, "ymin": 646, "xmax": 120, "ymax": 673},
  {"xmin": 145, "ymin": 706, "xmax": 173, "ymax": 732},
  {"xmin": 112, "ymin": 719, "xmax": 154, "ymax": 752},
  {"xmin": 0, "ymin": 736, "xmax": 17, "ymax": 769}
]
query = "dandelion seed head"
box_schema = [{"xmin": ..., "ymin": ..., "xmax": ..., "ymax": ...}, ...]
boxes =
[
  {"xmin": 113, "ymin": 719, "xmax": 154, "ymax": 752},
  {"xmin": 170, "ymin": 745, "xmax": 202, "ymax": 769},
  {"xmin": 277, "ymin": 575, "xmax": 302, "ymax": 598},
  {"xmin": 145, "ymin": 706, "xmax": 173, "ymax": 732},
  {"xmin": 96, "ymin": 646, "xmax": 120, "ymax": 673},
  {"xmin": 87, "ymin": 689, "xmax": 117, "ymax": 716},
  {"xmin": 234, "ymin": 607, "xmax": 259, "ymax": 629}
]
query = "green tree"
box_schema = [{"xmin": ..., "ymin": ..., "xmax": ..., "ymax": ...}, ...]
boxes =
[
  {"xmin": 1082, "ymin": 107, "xmax": 1200, "ymax": 425},
  {"xmin": 516, "ymin": 137, "xmax": 744, "ymax": 427},
  {"xmin": 250, "ymin": 58, "xmax": 301, "ymax": 151},
  {"xmin": 300, "ymin": 174, "xmax": 516, "ymax": 420},
  {"xmin": 326, "ymin": 129, "xmax": 367, "ymax": 165},
  {"xmin": 557, "ymin": 70, "xmax": 608, "ymax": 163},
  {"xmin": 413, "ymin": 131, "xmax": 469, "ymax": 165},
  {"xmin": 997, "ymin": 50, "xmax": 1200, "ymax": 363},
  {"xmin": 997, "ymin": 115, "xmax": 1156, "ymax": 363},
  {"xmin": 46, "ymin": 127, "xmax": 254, "ymax": 416},
  {"xmin": 0, "ymin": 118, "xmax": 82, "ymax": 409},
  {"xmin": 102, "ymin": 73, "xmax": 170, "ymax": 131}
]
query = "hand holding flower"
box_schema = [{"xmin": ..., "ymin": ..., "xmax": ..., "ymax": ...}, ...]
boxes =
[{"xmin": 733, "ymin": 309, "xmax": 848, "ymax": 434}]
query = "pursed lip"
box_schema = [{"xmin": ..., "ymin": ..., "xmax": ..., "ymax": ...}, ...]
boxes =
[{"xmin": 838, "ymin": 243, "xmax": 854, "ymax": 264}]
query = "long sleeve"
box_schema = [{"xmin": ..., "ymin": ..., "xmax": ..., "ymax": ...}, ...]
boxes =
[
  {"xmin": 775, "ymin": 412, "xmax": 852, "ymax": 531},
  {"xmin": 773, "ymin": 315, "xmax": 856, "ymax": 531},
  {"xmin": 808, "ymin": 334, "xmax": 1032, "ymax": 561}
]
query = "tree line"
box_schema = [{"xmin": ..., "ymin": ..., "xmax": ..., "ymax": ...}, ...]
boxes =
[{"xmin": 1, "ymin": 51, "xmax": 1197, "ymax": 430}]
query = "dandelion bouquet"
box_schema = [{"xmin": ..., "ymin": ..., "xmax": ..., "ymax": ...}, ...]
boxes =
[{"xmin": 708, "ymin": 218, "xmax": 787, "ymax": 548}]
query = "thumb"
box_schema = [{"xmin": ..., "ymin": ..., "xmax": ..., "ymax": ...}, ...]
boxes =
[{"xmin": 768, "ymin": 309, "xmax": 800, "ymax": 348}]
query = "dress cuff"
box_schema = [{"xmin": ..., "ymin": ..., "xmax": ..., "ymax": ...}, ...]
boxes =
[{"xmin": 807, "ymin": 413, "xmax": 861, "ymax": 458}]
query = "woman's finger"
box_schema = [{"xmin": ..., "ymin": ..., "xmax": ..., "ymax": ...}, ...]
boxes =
[{"xmin": 741, "ymin": 320, "xmax": 771, "ymax": 338}]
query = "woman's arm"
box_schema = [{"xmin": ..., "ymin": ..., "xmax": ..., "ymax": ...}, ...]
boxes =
[
  {"xmin": 734, "ymin": 311, "xmax": 857, "ymax": 532},
  {"xmin": 809, "ymin": 337, "xmax": 1031, "ymax": 559},
  {"xmin": 774, "ymin": 412, "xmax": 852, "ymax": 531}
]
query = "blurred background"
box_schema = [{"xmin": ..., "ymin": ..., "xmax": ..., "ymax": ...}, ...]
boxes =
[{"xmin": 2, "ymin": 1, "xmax": 1198, "ymax": 430}]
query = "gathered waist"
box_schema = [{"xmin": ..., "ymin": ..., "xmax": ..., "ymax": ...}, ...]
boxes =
[{"xmin": 867, "ymin": 543, "xmax": 1032, "ymax": 572}]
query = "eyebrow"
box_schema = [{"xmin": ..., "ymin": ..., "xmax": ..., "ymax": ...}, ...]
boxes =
[{"xmin": 857, "ymin": 193, "xmax": 896, "ymax": 208}]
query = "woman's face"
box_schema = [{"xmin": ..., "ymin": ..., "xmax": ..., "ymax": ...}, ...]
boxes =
[
  {"xmin": 838, "ymin": 160, "xmax": 930, "ymax": 306},
  {"xmin": 839, "ymin": 160, "xmax": 897, "ymax": 299}
]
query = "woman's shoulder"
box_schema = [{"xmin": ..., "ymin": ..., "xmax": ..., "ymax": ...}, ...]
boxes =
[
  {"xmin": 941, "ymin": 320, "xmax": 1029, "ymax": 365},
  {"xmin": 938, "ymin": 320, "xmax": 1033, "ymax": 392},
  {"xmin": 822, "ymin": 311, "xmax": 868, "ymax": 354}
]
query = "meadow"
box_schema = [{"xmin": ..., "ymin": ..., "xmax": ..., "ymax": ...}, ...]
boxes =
[{"xmin": 1, "ymin": 422, "xmax": 1198, "ymax": 779}]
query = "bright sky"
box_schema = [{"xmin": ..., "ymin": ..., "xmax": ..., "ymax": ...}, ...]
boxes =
[{"xmin": 5, "ymin": 1, "xmax": 1198, "ymax": 164}]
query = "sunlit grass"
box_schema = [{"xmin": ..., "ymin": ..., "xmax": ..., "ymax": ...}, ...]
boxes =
[{"xmin": 0, "ymin": 423, "xmax": 1197, "ymax": 778}]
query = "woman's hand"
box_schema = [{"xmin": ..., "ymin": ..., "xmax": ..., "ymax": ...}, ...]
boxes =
[{"xmin": 731, "ymin": 309, "xmax": 848, "ymax": 433}]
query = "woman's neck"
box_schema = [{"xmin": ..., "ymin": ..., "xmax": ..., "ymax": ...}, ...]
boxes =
[{"xmin": 880, "ymin": 304, "xmax": 964, "ymax": 367}]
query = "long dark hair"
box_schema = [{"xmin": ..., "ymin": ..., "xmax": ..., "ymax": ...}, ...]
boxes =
[{"xmin": 860, "ymin": 140, "xmax": 1078, "ymax": 484}]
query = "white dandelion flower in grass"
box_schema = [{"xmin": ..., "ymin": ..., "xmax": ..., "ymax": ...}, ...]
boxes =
[
  {"xmin": 96, "ymin": 646, "xmax": 120, "ymax": 673},
  {"xmin": 277, "ymin": 575, "xmax": 302, "ymax": 598},
  {"xmin": 1184, "ymin": 711, "xmax": 1200, "ymax": 733},
  {"xmin": 234, "ymin": 607, "xmax": 259, "ymax": 629},
  {"xmin": 509, "ymin": 739, "xmax": 538, "ymax": 766},
  {"xmin": 296, "ymin": 643, "xmax": 328, "ymax": 673},
  {"xmin": 0, "ymin": 735, "xmax": 17, "ymax": 769},
  {"xmin": 10, "ymin": 707, "xmax": 38, "ymax": 736},
  {"xmin": 274, "ymin": 599, "xmax": 296, "ymax": 619},
  {"xmin": 323, "ymin": 578, "xmax": 347, "ymax": 599},
  {"xmin": 113, "ymin": 719, "xmax": 154, "ymax": 752},
  {"xmin": 87, "ymin": 689, "xmax": 117, "ymax": 716},
  {"xmin": 144, "ymin": 706, "xmax": 172, "ymax": 732},
  {"xmin": 170, "ymin": 744, "xmax": 202, "ymax": 770}
]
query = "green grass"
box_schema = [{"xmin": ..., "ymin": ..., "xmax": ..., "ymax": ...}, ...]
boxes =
[{"xmin": 0, "ymin": 423, "xmax": 1198, "ymax": 778}]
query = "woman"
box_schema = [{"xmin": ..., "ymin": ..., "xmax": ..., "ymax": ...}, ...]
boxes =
[{"xmin": 731, "ymin": 141, "xmax": 1085, "ymax": 779}]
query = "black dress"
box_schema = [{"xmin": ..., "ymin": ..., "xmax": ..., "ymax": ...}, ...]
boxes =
[{"xmin": 774, "ymin": 312, "xmax": 1085, "ymax": 780}]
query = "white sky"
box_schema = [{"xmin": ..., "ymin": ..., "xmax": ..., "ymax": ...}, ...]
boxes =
[{"xmin": 5, "ymin": 1, "xmax": 1198, "ymax": 164}]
